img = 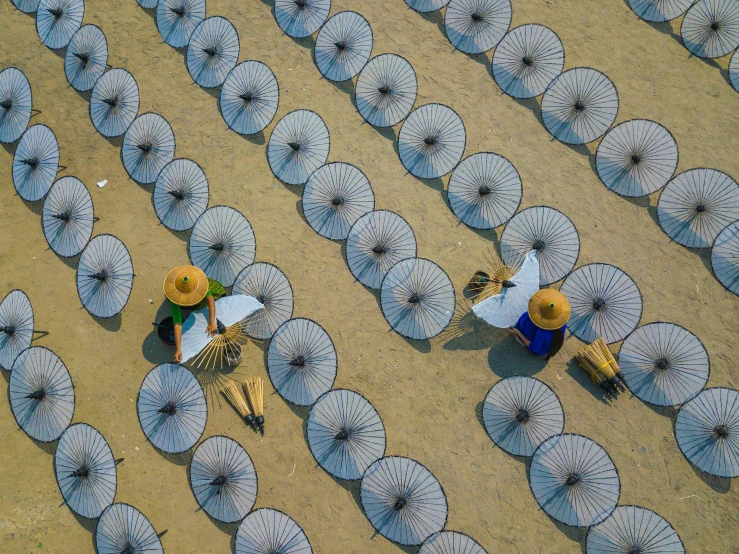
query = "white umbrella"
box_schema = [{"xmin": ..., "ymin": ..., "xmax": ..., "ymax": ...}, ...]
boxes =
[
  {"xmin": 472, "ymin": 250, "xmax": 539, "ymax": 328},
  {"xmin": 181, "ymin": 294, "xmax": 263, "ymax": 363}
]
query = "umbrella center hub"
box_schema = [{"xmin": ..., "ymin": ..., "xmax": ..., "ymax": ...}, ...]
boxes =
[
  {"xmin": 592, "ymin": 298, "xmax": 605, "ymax": 311},
  {"xmin": 171, "ymin": 5, "xmax": 186, "ymax": 16},
  {"xmin": 209, "ymin": 242, "xmax": 225, "ymax": 251},
  {"xmin": 522, "ymin": 55, "xmax": 533, "ymax": 66},
  {"xmin": 92, "ymin": 271, "xmax": 108, "ymax": 281},
  {"xmin": 239, "ymin": 92, "xmax": 253, "ymax": 103},
  {"xmin": 331, "ymin": 197, "xmax": 344, "ymax": 206},
  {"xmin": 501, "ymin": 280, "xmax": 516, "ymax": 288},
  {"xmin": 655, "ymin": 358, "xmax": 669, "ymax": 370},
  {"xmin": 574, "ymin": 100, "xmax": 585, "ymax": 112},
  {"xmin": 71, "ymin": 466, "xmax": 90, "ymax": 478},
  {"xmin": 216, "ymin": 319, "xmax": 226, "ymax": 334},
  {"xmin": 158, "ymin": 401, "xmax": 178, "ymax": 415},
  {"xmin": 48, "ymin": 7, "xmax": 63, "ymax": 18},
  {"xmin": 288, "ymin": 141, "xmax": 301, "ymax": 151},
  {"xmin": 715, "ymin": 424, "xmax": 729, "ymax": 438},
  {"xmin": 532, "ymin": 239, "xmax": 545, "ymax": 251},
  {"xmin": 167, "ymin": 189, "xmax": 185, "ymax": 200},
  {"xmin": 1, "ymin": 325, "xmax": 15, "ymax": 334},
  {"xmin": 478, "ymin": 184, "xmax": 492, "ymax": 196},
  {"xmin": 423, "ymin": 136, "xmax": 437, "ymax": 146},
  {"xmin": 27, "ymin": 388, "xmax": 46, "ymax": 401},
  {"xmin": 628, "ymin": 549, "xmax": 642, "ymax": 554},
  {"xmin": 204, "ymin": 46, "xmax": 218, "ymax": 57},
  {"xmin": 631, "ymin": 153, "xmax": 641, "ymax": 164},
  {"xmin": 256, "ymin": 295, "xmax": 266, "ymax": 303},
  {"xmin": 21, "ymin": 157, "xmax": 39, "ymax": 168},
  {"xmin": 335, "ymin": 41, "xmax": 348, "ymax": 51},
  {"xmin": 137, "ymin": 142, "xmax": 153, "ymax": 153},
  {"xmin": 471, "ymin": 12, "xmax": 483, "ymax": 22},
  {"xmin": 408, "ymin": 294, "xmax": 421, "ymax": 304},
  {"xmin": 211, "ymin": 475, "xmax": 227, "ymax": 486},
  {"xmin": 696, "ymin": 204, "xmax": 706, "ymax": 213},
  {"xmin": 103, "ymin": 96, "xmax": 118, "ymax": 107},
  {"xmin": 372, "ymin": 244, "xmax": 386, "ymax": 254},
  {"xmin": 0, "ymin": 99, "xmax": 11, "ymax": 110},
  {"xmin": 295, "ymin": 0, "xmax": 307, "ymax": 7},
  {"xmin": 711, "ymin": 21, "xmax": 720, "ymax": 31},
  {"xmin": 378, "ymin": 85, "xmax": 391, "ymax": 95},
  {"xmin": 73, "ymin": 52, "xmax": 90, "ymax": 64},
  {"xmin": 394, "ymin": 497, "xmax": 407, "ymax": 510},
  {"xmin": 515, "ymin": 409, "xmax": 529, "ymax": 423},
  {"xmin": 335, "ymin": 428, "xmax": 349, "ymax": 440},
  {"xmin": 121, "ymin": 544, "xmax": 134, "ymax": 554},
  {"xmin": 565, "ymin": 473, "xmax": 580, "ymax": 486},
  {"xmin": 290, "ymin": 355, "xmax": 306, "ymax": 367},
  {"xmin": 52, "ymin": 211, "xmax": 71, "ymax": 221}
]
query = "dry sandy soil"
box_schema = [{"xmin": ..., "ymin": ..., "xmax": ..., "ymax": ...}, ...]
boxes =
[{"xmin": 1, "ymin": 0, "xmax": 739, "ymax": 552}]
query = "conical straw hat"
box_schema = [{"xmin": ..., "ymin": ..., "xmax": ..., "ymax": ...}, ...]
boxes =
[
  {"xmin": 164, "ymin": 265, "xmax": 209, "ymax": 306},
  {"xmin": 528, "ymin": 289, "xmax": 570, "ymax": 330}
]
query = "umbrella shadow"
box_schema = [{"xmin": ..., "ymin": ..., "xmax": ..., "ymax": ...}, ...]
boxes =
[
  {"xmin": 204, "ymin": 87, "xmax": 221, "ymax": 100},
  {"xmin": 21, "ymin": 197, "xmax": 44, "ymax": 216},
  {"xmin": 104, "ymin": 135, "xmax": 124, "ymax": 149},
  {"xmin": 162, "ymin": 224, "xmax": 191, "ymax": 243},
  {"xmin": 70, "ymin": 511, "xmax": 98, "ymax": 535},
  {"xmin": 547, "ymin": 517, "xmax": 587, "ymax": 549},
  {"xmin": 417, "ymin": 8, "xmax": 446, "ymax": 37},
  {"xmin": 689, "ymin": 464, "xmax": 732, "ymax": 493},
  {"xmin": 465, "ymin": 51, "xmax": 492, "ymax": 75},
  {"xmin": 1, "ymin": 141, "xmax": 18, "ymax": 157},
  {"xmin": 561, "ymin": 141, "xmax": 592, "ymax": 158},
  {"xmin": 289, "ymin": 35, "xmax": 315, "ymax": 51},
  {"xmin": 240, "ymin": 130, "xmax": 266, "ymax": 146},
  {"xmin": 152, "ymin": 443, "xmax": 195, "ymax": 467},
  {"xmin": 564, "ymin": 358, "xmax": 615, "ymax": 406},
  {"xmin": 73, "ymin": 88, "xmax": 92, "ymax": 103},
  {"xmin": 1, "ymin": 367, "xmax": 10, "ymax": 383},
  {"xmin": 325, "ymin": 77, "xmax": 355, "ymax": 102},
  {"xmin": 89, "ymin": 313, "xmax": 122, "ymax": 332},
  {"xmin": 294, "ymin": 198, "xmax": 311, "ymax": 228},
  {"xmin": 512, "ymin": 96, "xmax": 545, "ymax": 129},
  {"xmin": 487, "ymin": 336, "xmax": 548, "ymax": 377},
  {"xmin": 137, "ymin": 4, "xmax": 157, "ymax": 20},
  {"xmin": 441, "ymin": 307, "xmax": 496, "ymax": 351},
  {"xmin": 53, "ymin": 251, "xmax": 81, "ymax": 270},
  {"xmin": 31, "ymin": 436, "xmax": 58, "ymax": 456}
]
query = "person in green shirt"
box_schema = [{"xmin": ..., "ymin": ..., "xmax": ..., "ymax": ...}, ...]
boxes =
[{"xmin": 163, "ymin": 265, "xmax": 225, "ymax": 362}]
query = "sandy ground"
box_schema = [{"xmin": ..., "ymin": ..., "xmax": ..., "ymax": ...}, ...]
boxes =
[{"xmin": 1, "ymin": 0, "xmax": 739, "ymax": 552}]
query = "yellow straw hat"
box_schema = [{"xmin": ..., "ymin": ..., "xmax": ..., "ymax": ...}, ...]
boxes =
[
  {"xmin": 527, "ymin": 289, "xmax": 571, "ymax": 330},
  {"xmin": 163, "ymin": 265, "xmax": 209, "ymax": 306}
]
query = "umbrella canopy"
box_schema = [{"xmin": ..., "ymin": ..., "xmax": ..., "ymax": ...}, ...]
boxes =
[
  {"xmin": 657, "ymin": 168, "xmax": 739, "ymax": 249},
  {"xmin": 76, "ymin": 234, "xmax": 134, "ymax": 319},
  {"xmin": 381, "ymin": 257, "xmax": 455, "ymax": 340},
  {"xmin": 157, "ymin": 0, "xmax": 206, "ymax": 48},
  {"xmin": 220, "ymin": 61, "xmax": 279, "ymax": 136},
  {"xmin": 529, "ymin": 433, "xmax": 621, "ymax": 528},
  {"xmin": 302, "ymin": 162, "xmax": 375, "ymax": 240},
  {"xmin": 492, "ymin": 24, "xmax": 564, "ymax": 99},
  {"xmin": 267, "ymin": 318, "xmax": 337, "ymax": 406},
  {"xmin": 0, "ymin": 289, "xmax": 34, "ymax": 371},
  {"xmin": 731, "ymin": 48, "xmax": 739, "ymax": 92},
  {"xmin": 314, "ymin": 11, "xmax": 373, "ymax": 82},
  {"xmin": 444, "ymin": 0, "xmax": 511, "ymax": 54},
  {"xmin": 346, "ymin": 210, "xmax": 417, "ymax": 289},
  {"xmin": 675, "ymin": 387, "xmax": 739, "ymax": 478},
  {"xmin": 233, "ymin": 263, "xmax": 294, "ymax": 340},
  {"xmin": 9, "ymin": 346, "xmax": 75, "ymax": 442},
  {"xmin": 355, "ymin": 54, "xmax": 417, "ymax": 128},
  {"xmin": 36, "ymin": 0, "xmax": 84, "ymax": 50},
  {"xmin": 404, "ymin": 0, "xmax": 450, "ymax": 13},
  {"xmin": 189, "ymin": 435, "xmax": 258, "ymax": 523},
  {"xmin": 680, "ymin": 0, "xmax": 739, "ymax": 59},
  {"xmin": 11, "ymin": 0, "xmax": 41, "ymax": 13},
  {"xmin": 188, "ymin": 205, "xmax": 256, "ymax": 286},
  {"xmin": 96, "ymin": 503, "xmax": 164, "ymax": 554},
  {"xmin": 0, "ymin": 67, "xmax": 32, "ymax": 144},
  {"xmin": 360, "ymin": 456, "xmax": 448, "ymax": 546},
  {"xmin": 122, "ymin": 112, "xmax": 176, "ymax": 185},
  {"xmin": 542, "ymin": 67, "xmax": 619, "ymax": 145},
  {"xmin": 54, "ymin": 423, "xmax": 117, "ymax": 519},
  {"xmin": 398, "ymin": 103, "xmax": 466, "ymax": 179},
  {"xmin": 472, "ymin": 250, "xmax": 540, "ymax": 329},
  {"xmin": 13, "ymin": 124, "xmax": 59, "ymax": 202},
  {"xmin": 137, "ymin": 363, "xmax": 207, "ymax": 454},
  {"xmin": 595, "ymin": 119, "xmax": 679, "ymax": 198},
  {"xmin": 447, "ymin": 152, "xmax": 522, "ymax": 229},
  {"xmin": 65, "ymin": 25, "xmax": 108, "ymax": 92},
  {"xmin": 180, "ymin": 294, "xmax": 263, "ymax": 363},
  {"xmin": 307, "ymin": 389, "xmax": 386, "ymax": 480},
  {"xmin": 419, "ymin": 531, "xmax": 488, "ymax": 554},
  {"xmin": 628, "ymin": 0, "xmax": 693, "ymax": 22},
  {"xmin": 186, "ymin": 16, "xmax": 240, "ymax": 88},
  {"xmin": 483, "ymin": 375, "xmax": 565, "ymax": 459},
  {"xmin": 619, "ymin": 322, "xmax": 710, "ymax": 407},
  {"xmin": 90, "ymin": 68, "xmax": 140, "ymax": 138},
  {"xmin": 500, "ymin": 205, "xmax": 580, "ymax": 286},
  {"xmin": 42, "ymin": 176, "xmax": 94, "ymax": 258},
  {"xmin": 235, "ymin": 508, "xmax": 313, "ymax": 554},
  {"xmin": 153, "ymin": 158, "xmax": 209, "ymax": 231},
  {"xmin": 274, "ymin": 0, "xmax": 330, "ymax": 39},
  {"xmin": 711, "ymin": 220, "xmax": 739, "ymax": 295},
  {"xmin": 267, "ymin": 110, "xmax": 330, "ymax": 186},
  {"xmin": 586, "ymin": 505, "xmax": 685, "ymax": 554},
  {"xmin": 137, "ymin": 0, "xmax": 158, "ymax": 8},
  {"xmin": 560, "ymin": 263, "xmax": 643, "ymax": 344}
]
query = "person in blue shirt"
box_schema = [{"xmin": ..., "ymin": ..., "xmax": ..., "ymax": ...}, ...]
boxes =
[{"xmin": 508, "ymin": 288, "xmax": 570, "ymax": 360}]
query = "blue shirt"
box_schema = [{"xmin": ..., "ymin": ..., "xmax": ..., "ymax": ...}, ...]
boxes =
[{"xmin": 515, "ymin": 313, "xmax": 565, "ymax": 357}]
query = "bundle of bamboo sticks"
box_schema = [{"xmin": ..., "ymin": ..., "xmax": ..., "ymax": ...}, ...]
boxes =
[
  {"xmin": 575, "ymin": 337, "xmax": 627, "ymax": 396},
  {"xmin": 244, "ymin": 377, "xmax": 265, "ymax": 434},
  {"xmin": 221, "ymin": 381, "xmax": 258, "ymax": 430}
]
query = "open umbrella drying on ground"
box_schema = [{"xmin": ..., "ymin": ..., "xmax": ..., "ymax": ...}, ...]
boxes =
[
  {"xmin": 680, "ymin": 0, "xmax": 739, "ymax": 59},
  {"xmin": 157, "ymin": 0, "xmax": 206, "ymax": 48},
  {"xmin": 628, "ymin": 0, "xmax": 693, "ymax": 22},
  {"xmin": 42, "ymin": 176, "xmax": 94, "ymax": 258},
  {"xmin": 444, "ymin": 0, "xmax": 511, "ymax": 54},
  {"xmin": 711, "ymin": 220, "xmax": 739, "ymax": 295},
  {"xmin": 153, "ymin": 158, "xmax": 209, "ymax": 232},
  {"xmin": 122, "ymin": 112, "xmax": 176, "ymax": 185},
  {"xmin": 360, "ymin": 456, "xmax": 448, "ymax": 546},
  {"xmin": 419, "ymin": 531, "xmax": 488, "ymax": 554},
  {"xmin": 235, "ymin": 508, "xmax": 313, "ymax": 554},
  {"xmin": 232, "ymin": 262, "xmax": 294, "ymax": 340},
  {"xmin": 220, "ymin": 61, "xmax": 279, "ymax": 136},
  {"xmin": 90, "ymin": 68, "xmax": 140, "ymax": 138},
  {"xmin": 0, "ymin": 289, "xmax": 35, "ymax": 371},
  {"xmin": 267, "ymin": 109, "xmax": 330, "ymax": 186},
  {"xmin": 13, "ymin": 124, "xmax": 59, "ymax": 202},
  {"xmin": 404, "ymin": 0, "xmax": 450, "ymax": 13},
  {"xmin": 65, "ymin": 25, "xmax": 108, "ymax": 92},
  {"xmin": 186, "ymin": 16, "xmax": 239, "ymax": 88},
  {"xmin": 95, "ymin": 503, "xmax": 163, "ymax": 554},
  {"xmin": 0, "ymin": 67, "xmax": 32, "ymax": 144},
  {"xmin": 355, "ymin": 54, "xmax": 417, "ymax": 127},
  {"xmin": 137, "ymin": 363, "xmax": 207, "ymax": 454},
  {"xmin": 76, "ymin": 234, "xmax": 134, "ymax": 319},
  {"xmin": 55, "ymin": 423, "xmax": 117, "ymax": 519},
  {"xmin": 36, "ymin": 0, "xmax": 84, "ymax": 50},
  {"xmin": 586, "ymin": 505, "xmax": 685, "ymax": 554},
  {"xmin": 314, "ymin": 11, "xmax": 373, "ymax": 82},
  {"xmin": 274, "ymin": 0, "xmax": 330, "ymax": 38},
  {"xmin": 9, "ymin": 346, "xmax": 75, "ymax": 442}
]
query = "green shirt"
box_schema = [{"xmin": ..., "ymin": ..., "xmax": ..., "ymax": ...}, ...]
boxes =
[{"xmin": 169, "ymin": 279, "xmax": 225, "ymax": 325}]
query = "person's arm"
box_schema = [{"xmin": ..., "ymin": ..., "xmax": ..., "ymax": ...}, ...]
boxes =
[
  {"xmin": 508, "ymin": 327, "xmax": 531, "ymax": 346},
  {"xmin": 206, "ymin": 294, "xmax": 217, "ymax": 337},
  {"xmin": 174, "ymin": 323, "xmax": 183, "ymax": 362}
]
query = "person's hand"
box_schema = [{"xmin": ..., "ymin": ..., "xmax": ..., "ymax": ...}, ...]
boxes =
[
  {"xmin": 206, "ymin": 322, "xmax": 218, "ymax": 337},
  {"xmin": 507, "ymin": 327, "xmax": 519, "ymax": 338},
  {"xmin": 174, "ymin": 349, "xmax": 182, "ymax": 363}
]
